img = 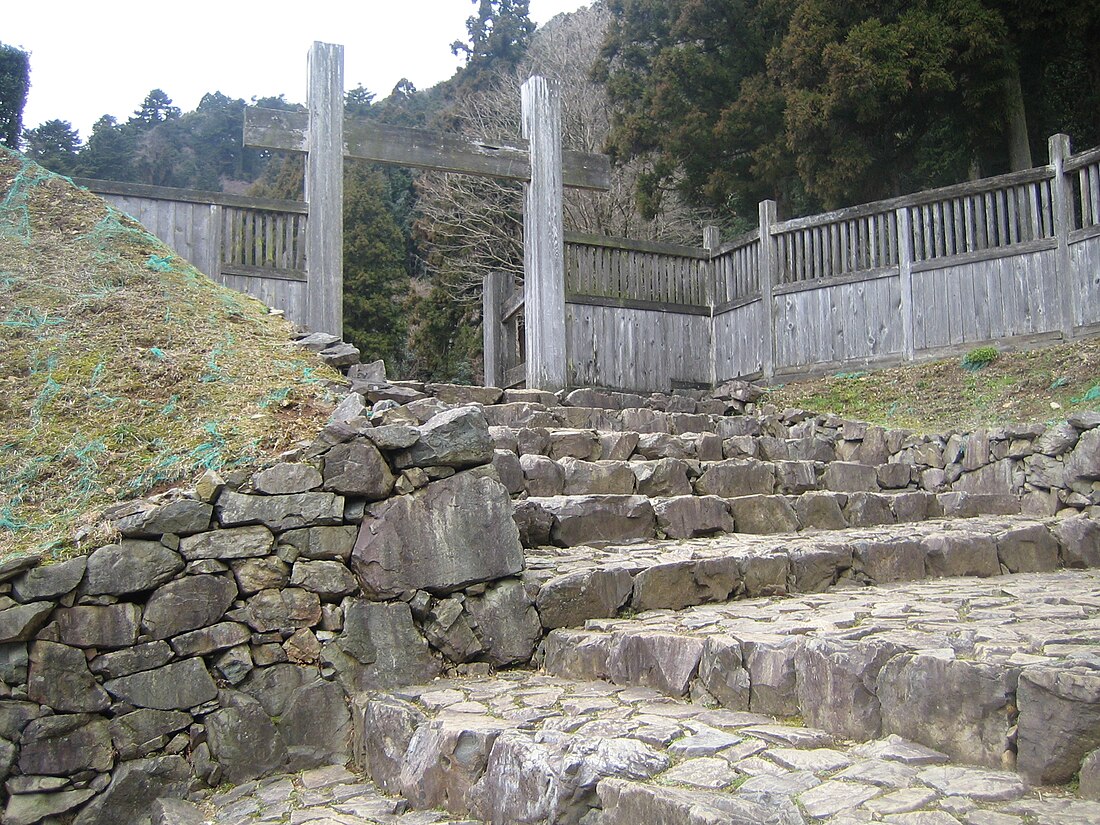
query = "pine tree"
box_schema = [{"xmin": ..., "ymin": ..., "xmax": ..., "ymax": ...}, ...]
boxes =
[
  {"xmin": 23, "ymin": 120, "xmax": 82, "ymax": 176},
  {"xmin": 0, "ymin": 43, "xmax": 29, "ymax": 150}
]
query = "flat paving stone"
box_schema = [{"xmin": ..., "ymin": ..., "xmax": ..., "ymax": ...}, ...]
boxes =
[{"xmin": 198, "ymin": 671, "xmax": 1096, "ymax": 825}]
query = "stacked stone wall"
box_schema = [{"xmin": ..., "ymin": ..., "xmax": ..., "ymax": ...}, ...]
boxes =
[{"xmin": 2, "ymin": 371, "xmax": 1099, "ymax": 824}]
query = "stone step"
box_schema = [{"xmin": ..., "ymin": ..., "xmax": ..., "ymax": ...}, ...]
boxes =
[
  {"xmin": 513, "ymin": 490, "xmax": 1023, "ymax": 547},
  {"xmin": 485, "ymin": 421, "xmax": 1098, "ymax": 519},
  {"xmin": 539, "ymin": 568, "xmax": 1100, "ymax": 789},
  {"xmin": 520, "ymin": 514, "xmax": 1098, "ymax": 628},
  {"xmin": 198, "ymin": 763, "xmax": 480, "ymax": 824},
  {"xmin": 351, "ymin": 671, "xmax": 1100, "ymax": 825},
  {"xmin": 497, "ymin": 453, "xmax": 934, "ymax": 499}
]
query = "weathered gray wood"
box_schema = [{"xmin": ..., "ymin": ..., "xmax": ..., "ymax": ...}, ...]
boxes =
[
  {"xmin": 758, "ymin": 200, "xmax": 777, "ymax": 379},
  {"xmin": 896, "ymin": 206, "xmax": 915, "ymax": 361},
  {"xmin": 1070, "ymin": 234, "xmax": 1100, "ymax": 328},
  {"xmin": 1049, "ymin": 134, "xmax": 1075, "ymax": 340},
  {"xmin": 522, "ymin": 76, "xmax": 568, "ymax": 392},
  {"xmin": 909, "ymin": 237, "xmax": 1055, "ymax": 273},
  {"xmin": 305, "ymin": 41, "xmax": 345, "ymax": 336},
  {"xmin": 221, "ymin": 263, "xmax": 308, "ymax": 283},
  {"xmin": 482, "ymin": 271, "xmax": 508, "ymax": 388},
  {"xmin": 565, "ymin": 293, "xmax": 709, "ymax": 316},
  {"xmin": 245, "ymin": 108, "xmax": 611, "ymax": 191},
  {"xmin": 76, "ymin": 177, "xmax": 308, "ymax": 213}
]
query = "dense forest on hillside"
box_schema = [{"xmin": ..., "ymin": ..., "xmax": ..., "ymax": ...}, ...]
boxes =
[{"xmin": 5, "ymin": 0, "xmax": 1099, "ymax": 381}]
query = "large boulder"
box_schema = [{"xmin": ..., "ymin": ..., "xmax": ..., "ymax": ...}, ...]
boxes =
[
  {"xmin": 1064, "ymin": 428, "xmax": 1100, "ymax": 483},
  {"xmin": 534, "ymin": 495, "xmax": 656, "ymax": 547},
  {"xmin": 104, "ymin": 658, "xmax": 218, "ymax": 710},
  {"xmin": 399, "ymin": 715, "xmax": 512, "ymax": 814},
  {"xmin": 353, "ymin": 696, "xmax": 426, "ymax": 794},
  {"xmin": 54, "ymin": 603, "xmax": 141, "ymax": 649},
  {"xmin": 535, "ymin": 568, "xmax": 634, "ymax": 629},
  {"xmin": 83, "ymin": 540, "xmax": 184, "ymax": 596},
  {"xmin": 27, "ymin": 641, "xmax": 110, "ymax": 712},
  {"xmin": 631, "ymin": 557, "xmax": 740, "ymax": 612},
  {"xmin": 112, "ymin": 499, "xmax": 213, "ymax": 538},
  {"xmin": 322, "ymin": 440, "xmax": 395, "ymax": 499},
  {"xmin": 19, "ymin": 713, "xmax": 113, "ymax": 775},
  {"xmin": 205, "ymin": 691, "xmax": 288, "ymax": 783},
  {"xmin": 607, "ymin": 631, "xmax": 704, "ymax": 697},
  {"xmin": 695, "ymin": 460, "xmax": 775, "ymax": 497},
  {"xmin": 1016, "ymin": 666, "xmax": 1100, "ymax": 785},
  {"xmin": 324, "ymin": 600, "xmax": 440, "ymax": 691},
  {"xmin": 142, "ymin": 575, "xmax": 237, "ymax": 639},
  {"xmin": 351, "ymin": 468, "xmax": 523, "ymax": 598},
  {"xmin": 395, "ymin": 406, "xmax": 495, "ymax": 469},
  {"xmin": 71, "ymin": 755, "xmax": 192, "ymax": 825},
  {"xmin": 877, "ymin": 653, "xmax": 1011, "ymax": 767},
  {"xmin": 11, "ymin": 556, "xmax": 87, "ymax": 601},
  {"xmin": 653, "ymin": 496, "xmax": 735, "ymax": 539},
  {"xmin": 465, "ymin": 578, "xmax": 542, "ymax": 666},
  {"xmin": 216, "ymin": 491, "xmax": 344, "ymax": 532},
  {"xmin": 795, "ymin": 638, "xmax": 904, "ymax": 741}
]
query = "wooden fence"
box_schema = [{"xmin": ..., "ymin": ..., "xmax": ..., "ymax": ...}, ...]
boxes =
[
  {"xmin": 486, "ymin": 133, "xmax": 1100, "ymax": 392},
  {"xmin": 75, "ymin": 178, "xmax": 311, "ymax": 324}
]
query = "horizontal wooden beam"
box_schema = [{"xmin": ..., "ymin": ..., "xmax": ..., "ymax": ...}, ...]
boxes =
[
  {"xmin": 221, "ymin": 263, "xmax": 308, "ymax": 283},
  {"xmin": 501, "ymin": 290, "xmax": 525, "ymax": 322},
  {"xmin": 76, "ymin": 176, "xmax": 308, "ymax": 213},
  {"xmin": 565, "ymin": 292, "xmax": 711, "ymax": 316},
  {"xmin": 564, "ymin": 230, "xmax": 708, "ymax": 259},
  {"xmin": 244, "ymin": 107, "xmax": 611, "ymax": 191}
]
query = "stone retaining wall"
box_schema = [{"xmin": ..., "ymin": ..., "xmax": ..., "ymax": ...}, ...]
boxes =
[
  {"xmin": 1, "ymin": 370, "xmax": 1098, "ymax": 824},
  {"xmin": 0, "ymin": 405, "xmax": 534, "ymax": 825}
]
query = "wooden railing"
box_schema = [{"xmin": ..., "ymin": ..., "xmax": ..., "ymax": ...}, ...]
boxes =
[
  {"xmin": 1068, "ymin": 145, "xmax": 1100, "ymax": 235},
  {"xmin": 487, "ymin": 133, "xmax": 1100, "ymax": 392},
  {"xmin": 220, "ymin": 204, "xmax": 308, "ymax": 281},
  {"xmin": 564, "ymin": 232, "xmax": 710, "ymax": 309},
  {"xmin": 76, "ymin": 178, "xmax": 310, "ymax": 322}
]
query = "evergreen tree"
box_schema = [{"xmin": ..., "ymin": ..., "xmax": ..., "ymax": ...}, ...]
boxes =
[
  {"xmin": 343, "ymin": 162, "xmax": 412, "ymax": 370},
  {"xmin": 451, "ymin": 0, "xmax": 536, "ymax": 89},
  {"xmin": 0, "ymin": 43, "xmax": 29, "ymax": 150},
  {"xmin": 77, "ymin": 115, "xmax": 136, "ymax": 182},
  {"xmin": 600, "ymin": 0, "xmax": 1100, "ymax": 215},
  {"xmin": 22, "ymin": 119, "xmax": 81, "ymax": 176}
]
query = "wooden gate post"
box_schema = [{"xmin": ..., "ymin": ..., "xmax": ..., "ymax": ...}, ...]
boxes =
[
  {"xmin": 1049, "ymin": 133, "xmax": 1075, "ymax": 340},
  {"xmin": 483, "ymin": 271, "xmax": 508, "ymax": 388},
  {"xmin": 896, "ymin": 206, "xmax": 915, "ymax": 361},
  {"xmin": 521, "ymin": 76, "xmax": 568, "ymax": 392},
  {"xmin": 305, "ymin": 42, "xmax": 345, "ymax": 335},
  {"xmin": 758, "ymin": 200, "xmax": 778, "ymax": 380}
]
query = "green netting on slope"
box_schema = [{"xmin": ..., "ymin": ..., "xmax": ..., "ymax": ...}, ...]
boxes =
[
  {"xmin": 0, "ymin": 146, "xmax": 188, "ymax": 279},
  {"xmin": 0, "ymin": 149, "xmax": 52, "ymax": 242}
]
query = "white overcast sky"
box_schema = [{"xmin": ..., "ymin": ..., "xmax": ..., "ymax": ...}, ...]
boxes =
[{"xmin": 7, "ymin": 1, "xmax": 592, "ymax": 140}]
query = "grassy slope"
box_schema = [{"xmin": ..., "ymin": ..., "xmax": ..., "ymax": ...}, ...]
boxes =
[
  {"xmin": 0, "ymin": 149, "xmax": 339, "ymax": 561},
  {"xmin": 768, "ymin": 339, "xmax": 1100, "ymax": 434}
]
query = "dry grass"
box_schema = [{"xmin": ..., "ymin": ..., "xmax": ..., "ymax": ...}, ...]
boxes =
[
  {"xmin": 0, "ymin": 149, "xmax": 339, "ymax": 562},
  {"xmin": 768, "ymin": 339, "xmax": 1100, "ymax": 434}
]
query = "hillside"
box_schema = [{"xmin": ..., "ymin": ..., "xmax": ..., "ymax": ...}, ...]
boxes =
[
  {"xmin": 769, "ymin": 339, "xmax": 1100, "ymax": 433},
  {"xmin": 0, "ymin": 149, "xmax": 339, "ymax": 561}
]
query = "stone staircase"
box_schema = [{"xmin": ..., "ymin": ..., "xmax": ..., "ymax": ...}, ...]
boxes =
[{"xmin": 4, "ymin": 368, "xmax": 1100, "ymax": 825}]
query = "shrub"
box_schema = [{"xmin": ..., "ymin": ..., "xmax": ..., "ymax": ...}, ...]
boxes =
[{"xmin": 961, "ymin": 346, "xmax": 999, "ymax": 371}]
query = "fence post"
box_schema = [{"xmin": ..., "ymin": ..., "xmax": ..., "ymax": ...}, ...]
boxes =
[
  {"xmin": 703, "ymin": 225, "xmax": 720, "ymax": 386},
  {"xmin": 305, "ymin": 42, "xmax": 345, "ymax": 336},
  {"xmin": 1049, "ymin": 133, "xmax": 1075, "ymax": 341},
  {"xmin": 482, "ymin": 271, "xmax": 508, "ymax": 388},
  {"xmin": 521, "ymin": 76, "xmax": 568, "ymax": 392},
  {"xmin": 209, "ymin": 204, "xmax": 223, "ymax": 286},
  {"xmin": 896, "ymin": 206, "xmax": 915, "ymax": 360},
  {"xmin": 758, "ymin": 201, "xmax": 777, "ymax": 380}
]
